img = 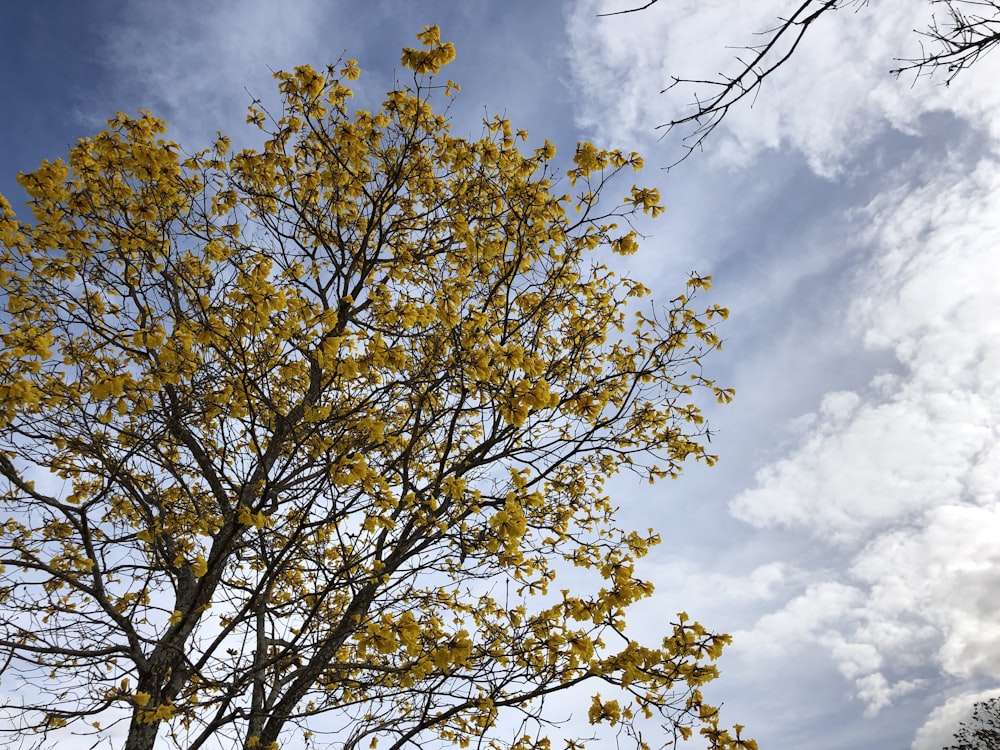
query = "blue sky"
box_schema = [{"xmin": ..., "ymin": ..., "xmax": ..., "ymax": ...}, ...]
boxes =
[{"xmin": 2, "ymin": 2, "xmax": 1000, "ymax": 748}]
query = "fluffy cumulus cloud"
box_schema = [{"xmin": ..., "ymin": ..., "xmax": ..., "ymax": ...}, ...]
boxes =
[
  {"xmin": 728, "ymin": 383, "xmax": 992, "ymax": 543},
  {"xmin": 732, "ymin": 519, "xmax": 1000, "ymax": 716},
  {"xmin": 730, "ymin": 152, "xmax": 1000, "ymax": 539},
  {"xmin": 734, "ymin": 581, "xmax": 865, "ymax": 658},
  {"xmin": 854, "ymin": 505, "xmax": 1000, "ymax": 676},
  {"xmin": 566, "ymin": 0, "xmax": 1000, "ymax": 175},
  {"xmin": 567, "ymin": 2, "xmax": 1000, "ymax": 739},
  {"xmin": 912, "ymin": 688, "xmax": 1000, "ymax": 750},
  {"xmin": 724, "ymin": 139, "xmax": 1000, "ymax": 719}
]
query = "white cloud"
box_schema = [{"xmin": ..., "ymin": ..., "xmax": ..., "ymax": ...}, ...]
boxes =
[
  {"xmin": 821, "ymin": 634, "xmax": 882, "ymax": 681},
  {"xmin": 734, "ymin": 581, "xmax": 865, "ymax": 660},
  {"xmin": 711, "ymin": 147, "xmax": 1000, "ymax": 722},
  {"xmin": 566, "ymin": 0, "xmax": 1000, "ymax": 175},
  {"xmin": 565, "ymin": 0, "xmax": 787, "ymax": 150},
  {"xmin": 737, "ymin": 502, "xmax": 1000, "ymax": 716},
  {"xmin": 912, "ymin": 689, "xmax": 1000, "ymax": 750},
  {"xmin": 728, "ymin": 572, "xmax": 938, "ymax": 715},
  {"xmin": 729, "ymin": 388, "xmax": 992, "ymax": 543},
  {"xmin": 852, "ymin": 503, "xmax": 1000, "ymax": 679},
  {"xmin": 746, "ymin": 561, "xmax": 789, "ymax": 600},
  {"xmin": 731, "ymin": 153, "xmax": 1000, "ymax": 543},
  {"xmin": 853, "ymin": 673, "xmax": 924, "ymax": 716}
]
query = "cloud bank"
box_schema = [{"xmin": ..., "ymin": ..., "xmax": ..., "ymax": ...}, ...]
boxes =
[{"xmin": 568, "ymin": 1, "xmax": 1000, "ymax": 743}]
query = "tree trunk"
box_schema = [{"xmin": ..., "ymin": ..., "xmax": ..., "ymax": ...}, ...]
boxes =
[{"xmin": 124, "ymin": 712, "xmax": 160, "ymax": 750}]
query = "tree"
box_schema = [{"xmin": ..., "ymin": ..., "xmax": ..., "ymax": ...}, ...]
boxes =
[
  {"xmin": 945, "ymin": 697, "xmax": 1000, "ymax": 750},
  {"xmin": 0, "ymin": 26, "xmax": 749, "ymax": 750},
  {"xmin": 599, "ymin": 0, "xmax": 1000, "ymax": 163}
]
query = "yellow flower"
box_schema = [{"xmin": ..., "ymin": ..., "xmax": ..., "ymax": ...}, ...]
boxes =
[{"xmin": 191, "ymin": 553, "xmax": 208, "ymax": 578}]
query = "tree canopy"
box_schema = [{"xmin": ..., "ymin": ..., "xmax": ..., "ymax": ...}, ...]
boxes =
[
  {"xmin": 945, "ymin": 697, "xmax": 1000, "ymax": 750},
  {"xmin": 0, "ymin": 27, "xmax": 746, "ymax": 750}
]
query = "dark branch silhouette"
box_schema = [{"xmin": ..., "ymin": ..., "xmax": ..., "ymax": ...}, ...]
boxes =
[
  {"xmin": 891, "ymin": 0, "xmax": 1000, "ymax": 82},
  {"xmin": 944, "ymin": 696, "xmax": 1000, "ymax": 750},
  {"xmin": 600, "ymin": 0, "xmax": 1000, "ymax": 165}
]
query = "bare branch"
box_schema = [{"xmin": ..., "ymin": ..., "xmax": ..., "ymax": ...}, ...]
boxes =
[
  {"xmin": 892, "ymin": 0, "xmax": 1000, "ymax": 82},
  {"xmin": 601, "ymin": 0, "xmax": 1000, "ymax": 165},
  {"xmin": 657, "ymin": 0, "xmax": 860, "ymax": 167},
  {"xmin": 597, "ymin": 0, "xmax": 661, "ymax": 17}
]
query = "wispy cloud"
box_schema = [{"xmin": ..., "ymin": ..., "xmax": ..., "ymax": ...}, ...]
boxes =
[{"xmin": 95, "ymin": 0, "xmax": 345, "ymax": 146}]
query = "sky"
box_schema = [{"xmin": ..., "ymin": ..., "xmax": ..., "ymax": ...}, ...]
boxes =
[{"xmin": 1, "ymin": 1, "xmax": 999, "ymax": 748}]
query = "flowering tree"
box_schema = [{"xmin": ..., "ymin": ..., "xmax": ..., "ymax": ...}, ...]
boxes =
[{"xmin": 0, "ymin": 27, "xmax": 749, "ymax": 750}]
